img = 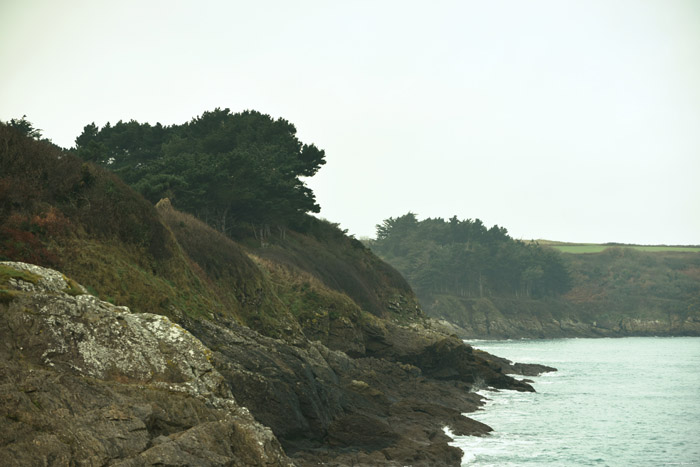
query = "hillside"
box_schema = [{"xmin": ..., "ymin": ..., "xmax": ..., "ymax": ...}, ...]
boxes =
[
  {"xmin": 369, "ymin": 215, "xmax": 700, "ymax": 338},
  {"xmin": 0, "ymin": 120, "xmax": 549, "ymax": 465}
]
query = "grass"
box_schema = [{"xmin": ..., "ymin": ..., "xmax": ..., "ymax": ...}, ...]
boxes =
[
  {"xmin": 54, "ymin": 237, "xmax": 224, "ymax": 321},
  {"xmin": 626, "ymin": 246, "xmax": 700, "ymax": 252},
  {"xmin": 0, "ymin": 264, "xmax": 42, "ymax": 285},
  {"xmin": 0, "ymin": 124, "xmax": 424, "ymax": 350},
  {"xmin": 538, "ymin": 242, "xmax": 700, "ymax": 254},
  {"xmin": 62, "ymin": 275, "xmax": 85, "ymax": 296},
  {"xmin": 251, "ymin": 219, "xmax": 418, "ymax": 321},
  {"xmin": 249, "ymin": 253, "xmax": 361, "ymax": 331},
  {"xmin": 551, "ymin": 244, "xmax": 609, "ymax": 253},
  {"xmin": 0, "ymin": 264, "xmax": 43, "ymax": 303}
]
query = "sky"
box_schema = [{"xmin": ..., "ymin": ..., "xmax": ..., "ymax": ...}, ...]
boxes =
[{"xmin": 2, "ymin": 0, "xmax": 699, "ymax": 245}]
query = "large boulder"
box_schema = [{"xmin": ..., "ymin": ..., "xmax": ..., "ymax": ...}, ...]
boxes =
[{"xmin": 0, "ymin": 261, "xmax": 293, "ymax": 466}]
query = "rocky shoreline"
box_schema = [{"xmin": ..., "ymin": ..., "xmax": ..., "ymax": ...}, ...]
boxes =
[
  {"xmin": 0, "ymin": 262, "xmax": 554, "ymax": 466},
  {"xmin": 428, "ymin": 298, "xmax": 700, "ymax": 340}
]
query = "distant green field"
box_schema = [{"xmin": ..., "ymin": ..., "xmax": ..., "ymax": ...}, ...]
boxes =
[
  {"xmin": 545, "ymin": 244, "xmax": 700, "ymax": 254},
  {"xmin": 551, "ymin": 245, "xmax": 608, "ymax": 253}
]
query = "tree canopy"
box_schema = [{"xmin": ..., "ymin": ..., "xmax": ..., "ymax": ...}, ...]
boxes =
[
  {"xmin": 370, "ymin": 214, "xmax": 572, "ymax": 299},
  {"xmin": 6, "ymin": 115, "xmax": 43, "ymax": 140},
  {"xmin": 75, "ymin": 109, "xmax": 325, "ymax": 234}
]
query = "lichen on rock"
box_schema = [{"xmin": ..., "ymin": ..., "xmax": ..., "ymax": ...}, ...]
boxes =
[
  {"xmin": 4, "ymin": 266, "xmax": 226, "ymax": 399},
  {"xmin": 0, "ymin": 261, "xmax": 294, "ymax": 466},
  {"xmin": 1, "ymin": 261, "xmax": 88, "ymax": 296}
]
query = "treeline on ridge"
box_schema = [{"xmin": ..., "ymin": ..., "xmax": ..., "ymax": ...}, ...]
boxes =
[
  {"xmin": 369, "ymin": 213, "xmax": 572, "ymax": 300},
  {"xmin": 0, "ymin": 120, "xmax": 172, "ymax": 267},
  {"xmin": 0, "ymin": 116, "xmax": 414, "ymax": 326},
  {"xmin": 74, "ymin": 108, "xmax": 326, "ymax": 237}
]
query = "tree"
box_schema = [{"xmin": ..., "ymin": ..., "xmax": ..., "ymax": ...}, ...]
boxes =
[
  {"xmin": 7, "ymin": 116, "xmax": 42, "ymax": 140},
  {"xmin": 371, "ymin": 213, "xmax": 572, "ymax": 299},
  {"xmin": 75, "ymin": 109, "xmax": 326, "ymax": 235}
]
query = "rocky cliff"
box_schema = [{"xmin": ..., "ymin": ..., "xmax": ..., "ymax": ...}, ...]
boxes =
[
  {"xmin": 425, "ymin": 294, "xmax": 700, "ymax": 339},
  {"xmin": 0, "ymin": 261, "xmax": 547, "ymax": 466},
  {"xmin": 0, "ymin": 125, "xmax": 553, "ymax": 465},
  {"xmin": 0, "ymin": 261, "xmax": 291, "ymax": 466}
]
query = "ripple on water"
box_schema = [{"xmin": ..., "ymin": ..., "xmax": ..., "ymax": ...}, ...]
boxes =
[{"xmin": 452, "ymin": 337, "xmax": 700, "ymax": 466}]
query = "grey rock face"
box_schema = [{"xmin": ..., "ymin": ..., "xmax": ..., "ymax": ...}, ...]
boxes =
[
  {"xmin": 0, "ymin": 261, "xmax": 541, "ymax": 466},
  {"xmin": 0, "ymin": 261, "xmax": 294, "ymax": 466},
  {"xmin": 185, "ymin": 309, "xmax": 533, "ymax": 466},
  {"xmin": 1, "ymin": 261, "xmax": 89, "ymax": 295}
]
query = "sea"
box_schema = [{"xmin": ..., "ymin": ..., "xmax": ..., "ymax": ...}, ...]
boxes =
[{"xmin": 448, "ymin": 337, "xmax": 700, "ymax": 466}]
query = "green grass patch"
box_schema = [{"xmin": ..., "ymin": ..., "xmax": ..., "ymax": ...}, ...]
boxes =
[
  {"xmin": 0, "ymin": 264, "xmax": 42, "ymax": 286},
  {"xmin": 62, "ymin": 275, "xmax": 85, "ymax": 296},
  {"xmin": 628, "ymin": 246, "xmax": 700, "ymax": 252},
  {"xmin": 553, "ymin": 245, "xmax": 609, "ymax": 253},
  {"xmin": 548, "ymin": 244, "xmax": 700, "ymax": 254},
  {"xmin": 55, "ymin": 238, "xmax": 223, "ymax": 321},
  {"xmin": 0, "ymin": 264, "xmax": 42, "ymax": 304}
]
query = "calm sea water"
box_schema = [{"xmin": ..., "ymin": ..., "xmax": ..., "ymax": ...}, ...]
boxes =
[{"xmin": 450, "ymin": 337, "xmax": 700, "ymax": 466}]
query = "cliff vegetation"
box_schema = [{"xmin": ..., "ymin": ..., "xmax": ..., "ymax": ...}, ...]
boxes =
[
  {"xmin": 369, "ymin": 213, "xmax": 700, "ymax": 338},
  {"xmin": 0, "ymin": 118, "xmax": 548, "ymax": 465}
]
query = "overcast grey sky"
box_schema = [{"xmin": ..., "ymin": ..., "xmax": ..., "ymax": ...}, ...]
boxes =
[{"xmin": 2, "ymin": 0, "xmax": 699, "ymax": 244}]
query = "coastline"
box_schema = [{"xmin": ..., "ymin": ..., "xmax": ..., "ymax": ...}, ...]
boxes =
[
  {"xmin": 445, "ymin": 343, "xmax": 558, "ymax": 465},
  {"xmin": 0, "ymin": 261, "xmax": 552, "ymax": 466},
  {"xmin": 448, "ymin": 337, "xmax": 700, "ymax": 465}
]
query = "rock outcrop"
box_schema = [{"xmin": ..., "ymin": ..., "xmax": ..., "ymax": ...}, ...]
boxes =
[
  {"xmin": 180, "ymin": 309, "xmax": 501, "ymax": 465},
  {"xmin": 0, "ymin": 117, "xmax": 561, "ymax": 466},
  {"xmin": 425, "ymin": 295, "xmax": 700, "ymax": 339},
  {"xmin": 0, "ymin": 261, "xmax": 293, "ymax": 466},
  {"xmin": 0, "ymin": 261, "xmax": 544, "ymax": 466}
]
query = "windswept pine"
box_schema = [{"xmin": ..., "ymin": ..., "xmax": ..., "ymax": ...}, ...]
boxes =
[{"xmin": 75, "ymin": 109, "xmax": 326, "ymax": 236}]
